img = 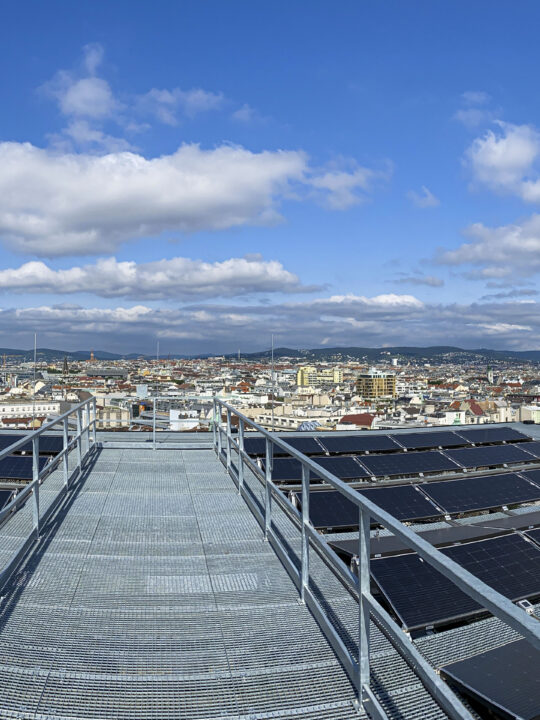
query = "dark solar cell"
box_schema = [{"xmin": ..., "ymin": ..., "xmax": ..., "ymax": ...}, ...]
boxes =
[
  {"xmin": 0, "ymin": 489, "xmax": 13, "ymax": 509},
  {"xmin": 372, "ymin": 534, "xmax": 540, "ymax": 630},
  {"xmin": 0, "ymin": 455, "xmax": 48, "ymax": 480},
  {"xmin": 360, "ymin": 450, "xmax": 459, "ymax": 477},
  {"xmin": 445, "ymin": 444, "xmax": 535, "ymax": 468},
  {"xmin": 243, "ymin": 436, "xmax": 323, "ymax": 457},
  {"xmin": 392, "ymin": 431, "xmax": 469, "ymax": 450},
  {"xmin": 358, "ymin": 485, "xmax": 440, "ymax": 521},
  {"xmin": 371, "ymin": 553, "xmax": 482, "ymax": 630},
  {"xmin": 525, "ymin": 527, "xmax": 540, "ymax": 547},
  {"xmin": 269, "ymin": 455, "xmax": 367, "ymax": 483},
  {"xmin": 317, "ymin": 434, "xmax": 400, "ymax": 455},
  {"xmin": 455, "ymin": 426, "xmax": 530, "ymax": 444},
  {"xmin": 520, "ymin": 440, "xmax": 540, "ymax": 458},
  {"xmin": 299, "ymin": 490, "xmax": 359, "ymax": 529},
  {"xmin": 441, "ymin": 639, "xmax": 540, "ymax": 720},
  {"xmin": 420, "ymin": 472, "xmax": 540, "ymax": 514},
  {"xmin": 521, "ymin": 468, "xmax": 540, "ymax": 487}
]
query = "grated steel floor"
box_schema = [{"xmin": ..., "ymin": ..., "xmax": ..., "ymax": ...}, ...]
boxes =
[{"xmin": 0, "ymin": 447, "xmax": 455, "ymax": 720}]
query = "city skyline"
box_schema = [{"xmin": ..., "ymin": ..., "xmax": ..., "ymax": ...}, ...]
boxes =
[{"xmin": 2, "ymin": 1, "xmax": 540, "ymax": 353}]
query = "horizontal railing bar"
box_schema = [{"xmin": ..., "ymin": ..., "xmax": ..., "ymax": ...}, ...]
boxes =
[{"xmin": 215, "ymin": 398, "xmax": 540, "ymax": 650}]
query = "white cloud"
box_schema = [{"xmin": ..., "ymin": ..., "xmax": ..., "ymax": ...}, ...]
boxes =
[
  {"xmin": 82, "ymin": 43, "xmax": 105, "ymax": 75},
  {"xmin": 0, "ymin": 141, "xmax": 386, "ymax": 256},
  {"xmin": 232, "ymin": 104, "xmax": 257, "ymax": 123},
  {"xmin": 454, "ymin": 90, "xmax": 495, "ymax": 128},
  {"xmin": 394, "ymin": 272, "xmax": 444, "ymax": 287},
  {"xmin": 438, "ymin": 214, "xmax": 540, "ymax": 278},
  {"xmin": 461, "ymin": 91, "xmax": 491, "ymax": 106},
  {"xmin": 465, "ymin": 122, "xmax": 540, "ymax": 199},
  {"xmin": 407, "ymin": 185, "xmax": 440, "ymax": 208},
  {"xmin": 4, "ymin": 296, "xmax": 540, "ymax": 354},
  {"xmin": 139, "ymin": 87, "xmax": 224, "ymax": 125},
  {"xmin": 309, "ymin": 162, "xmax": 390, "ymax": 209},
  {"xmin": 0, "ymin": 256, "xmax": 318, "ymax": 299}
]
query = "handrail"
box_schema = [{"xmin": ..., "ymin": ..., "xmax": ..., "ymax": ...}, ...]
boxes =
[
  {"xmin": 213, "ymin": 397, "xmax": 540, "ymax": 719},
  {"xmin": 0, "ymin": 396, "xmax": 98, "ymax": 593}
]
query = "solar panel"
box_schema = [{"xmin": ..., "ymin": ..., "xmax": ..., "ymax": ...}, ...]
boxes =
[
  {"xmin": 243, "ymin": 436, "xmax": 324, "ymax": 457},
  {"xmin": 358, "ymin": 485, "xmax": 440, "ymax": 521},
  {"xmin": 420, "ymin": 472, "xmax": 540, "ymax": 514},
  {"xmin": 372, "ymin": 533, "xmax": 540, "ymax": 630},
  {"xmin": 445, "ymin": 444, "xmax": 535, "ymax": 468},
  {"xmin": 520, "ymin": 440, "xmax": 540, "ymax": 459},
  {"xmin": 269, "ymin": 455, "xmax": 368, "ymax": 483},
  {"xmin": 455, "ymin": 426, "xmax": 530, "ymax": 444},
  {"xmin": 441, "ymin": 639, "xmax": 540, "ymax": 720},
  {"xmin": 317, "ymin": 434, "xmax": 400, "ymax": 455},
  {"xmin": 392, "ymin": 431, "xmax": 469, "ymax": 450},
  {"xmin": 0, "ymin": 455, "xmax": 48, "ymax": 480},
  {"xmin": 0, "ymin": 434, "xmax": 67, "ymax": 455},
  {"xmin": 359, "ymin": 450, "xmax": 459, "ymax": 477},
  {"xmin": 371, "ymin": 553, "xmax": 482, "ymax": 630},
  {"xmin": 298, "ymin": 490, "xmax": 359, "ymax": 529}
]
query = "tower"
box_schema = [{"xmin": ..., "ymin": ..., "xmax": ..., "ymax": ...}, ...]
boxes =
[{"xmin": 63, "ymin": 356, "xmax": 69, "ymax": 375}]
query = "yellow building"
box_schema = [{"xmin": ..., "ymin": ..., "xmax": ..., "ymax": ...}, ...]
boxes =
[
  {"xmin": 297, "ymin": 366, "xmax": 343, "ymax": 387},
  {"xmin": 356, "ymin": 368, "xmax": 396, "ymax": 398}
]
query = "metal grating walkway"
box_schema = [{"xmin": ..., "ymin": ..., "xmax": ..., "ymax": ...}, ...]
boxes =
[{"xmin": 0, "ymin": 448, "xmax": 451, "ymax": 719}]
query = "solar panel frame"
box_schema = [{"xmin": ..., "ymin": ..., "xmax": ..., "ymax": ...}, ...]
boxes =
[
  {"xmin": 444, "ymin": 443, "xmax": 535, "ymax": 468},
  {"xmin": 419, "ymin": 472, "xmax": 540, "ymax": 514},
  {"xmin": 359, "ymin": 450, "xmax": 460, "ymax": 477},
  {"xmin": 391, "ymin": 431, "xmax": 470, "ymax": 450},
  {"xmin": 519, "ymin": 440, "xmax": 540, "ymax": 459},
  {"xmin": 454, "ymin": 426, "xmax": 530, "ymax": 444},
  {"xmin": 317, "ymin": 434, "xmax": 401, "ymax": 455}
]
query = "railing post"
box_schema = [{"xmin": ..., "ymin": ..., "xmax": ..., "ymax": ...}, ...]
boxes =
[
  {"xmin": 238, "ymin": 417, "xmax": 245, "ymax": 494},
  {"xmin": 84, "ymin": 405, "xmax": 90, "ymax": 459},
  {"xmin": 212, "ymin": 398, "xmax": 217, "ymax": 450},
  {"xmin": 152, "ymin": 398, "xmax": 156, "ymax": 450},
  {"xmin": 357, "ymin": 506, "xmax": 371, "ymax": 708},
  {"xmin": 63, "ymin": 416, "xmax": 69, "ymax": 489},
  {"xmin": 300, "ymin": 462, "xmax": 310, "ymax": 604},
  {"xmin": 92, "ymin": 397, "xmax": 97, "ymax": 447},
  {"xmin": 32, "ymin": 435, "xmax": 40, "ymax": 538},
  {"xmin": 76, "ymin": 409, "xmax": 82, "ymax": 471},
  {"xmin": 226, "ymin": 408, "xmax": 232, "ymax": 472},
  {"xmin": 264, "ymin": 438, "xmax": 273, "ymax": 540},
  {"xmin": 217, "ymin": 407, "xmax": 222, "ymax": 455}
]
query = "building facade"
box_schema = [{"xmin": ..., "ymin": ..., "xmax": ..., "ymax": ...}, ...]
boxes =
[{"xmin": 356, "ymin": 368, "xmax": 396, "ymax": 399}]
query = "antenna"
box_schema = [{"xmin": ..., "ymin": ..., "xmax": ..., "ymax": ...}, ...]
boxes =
[
  {"xmin": 32, "ymin": 333, "xmax": 37, "ymax": 428},
  {"xmin": 271, "ymin": 334, "xmax": 275, "ymax": 432}
]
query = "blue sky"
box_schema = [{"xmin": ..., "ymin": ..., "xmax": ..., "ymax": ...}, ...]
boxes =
[{"xmin": 1, "ymin": 1, "xmax": 540, "ymax": 354}]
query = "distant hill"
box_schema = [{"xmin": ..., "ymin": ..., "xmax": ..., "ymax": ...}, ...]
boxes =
[
  {"xmin": 229, "ymin": 345, "xmax": 540, "ymax": 363},
  {"xmin": 0, "ymin": 344, "xmax": 539, "ymax": 364}
]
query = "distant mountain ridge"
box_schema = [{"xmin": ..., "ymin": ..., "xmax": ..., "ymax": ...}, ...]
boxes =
[{"xmin": 0, "ymin": 345, "xmax": 539, "ymax": 363}]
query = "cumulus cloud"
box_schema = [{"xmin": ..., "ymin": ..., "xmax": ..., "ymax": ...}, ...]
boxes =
[
  {"xmin": 407, "ymin": 185, "xmax": 440, "ymax": 208},
  {"xmin": 454, "ymin": 91, "xmax": 494, "ymax": 128},
  {"xmin": 465, "ymin": 122, "xmax": 540, "ymax": 200},
  {"xmin": 309, "ymin": 161, "xmax": 391, "ymax": 209},
  {"xmin": 0, "ymin": 256, "xmax": 318, "ymax": 299},
  {"xmin": 5, "ymin": 296, "xmax": 540, "ymax": 354},
  {"xmin": 438, "ymin": 214, "xmax": 540, "ymax": 279},
  {"xmin": 0, "ymin": 142, "xmax": 387, "ymax": 256},
  {"xmin": 138, "ymin": 87, "xmax": 224, "ymax": 125}
]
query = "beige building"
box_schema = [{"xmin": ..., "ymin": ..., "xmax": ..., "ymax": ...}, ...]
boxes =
[
  {"xmin": 356, "ymin": 368, "xmax": 396, "ymax": 399},
  {"xmin": 296, "ymin": 366, "xmax": 343, "ymax": 387}
]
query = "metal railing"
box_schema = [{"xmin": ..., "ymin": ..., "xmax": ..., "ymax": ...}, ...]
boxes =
[
  {"xmin": 0, "ymin": 396, "xmax": 97, "ymax": 593},
  {"xmin": 213, "ymin": 398, "xmax": 540, "ymax": 719}
]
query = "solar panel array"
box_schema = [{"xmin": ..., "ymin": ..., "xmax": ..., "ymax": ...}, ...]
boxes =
[
  {"xmin": 0, "ymin": 434, "xmax": 66, "ymax": 455},
  {"xmin": 372, "ymin": 533, "xmax": 540, "ymax": 630},
  {"xmin": 358, "ymin": 485, "xmax": 440, "ymax": 521},
  {"xmin": 270, "ymin": 455, "xmax": 369, "ymax": 483},
  {"xmin": 454, "ymin": 426, "xmax": 529, "ymax": 444},
  {"xmin": 0, "ymin": 455, "xmax": 48, "ymax": 480},
  {"xmin": 392, "ymin": 431, "xmax": 469, "ymax": 450}
]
